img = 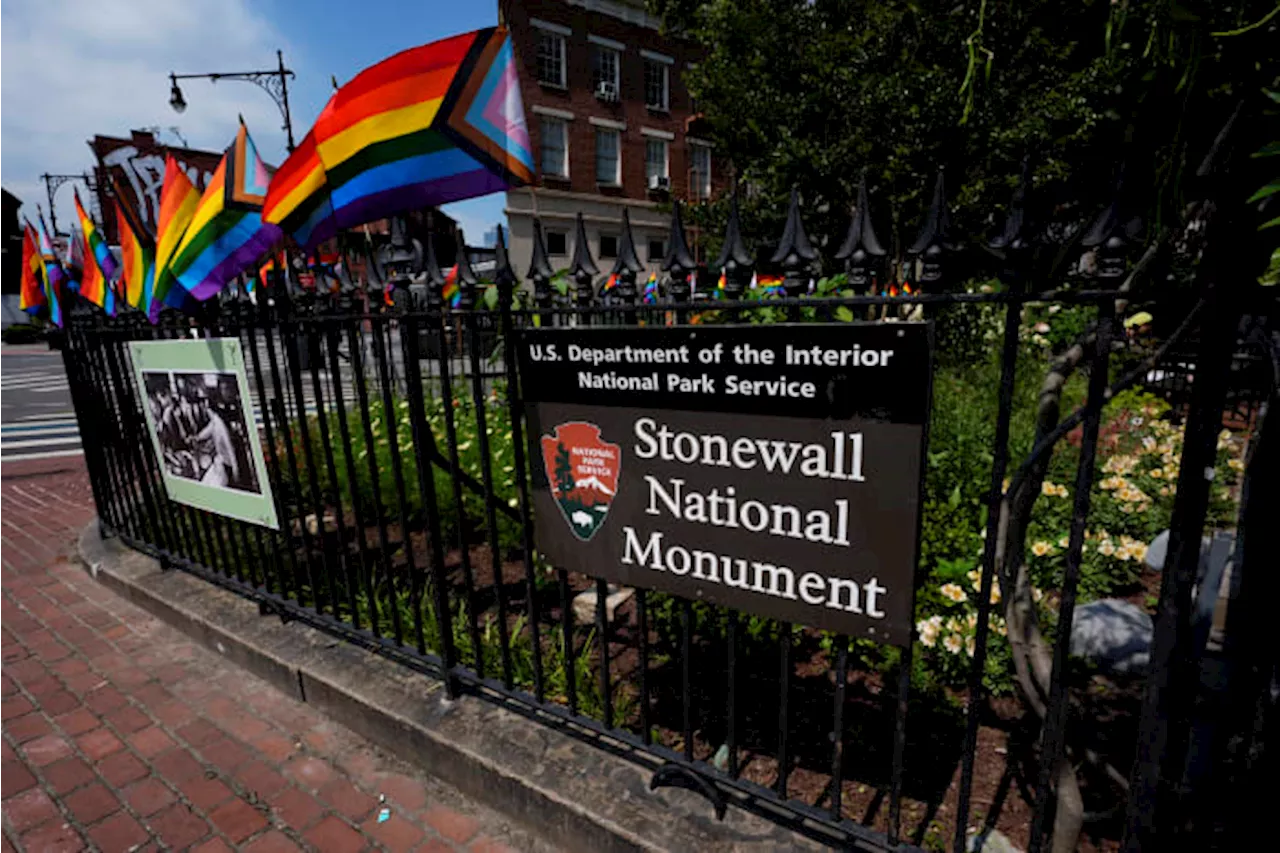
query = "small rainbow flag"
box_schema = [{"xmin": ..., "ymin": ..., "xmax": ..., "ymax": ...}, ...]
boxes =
[
  {"xmin": 19, "ymin": 224, "xmax": 46, "ymax": 314},
  {"xmin": 170, "ymin": 122, "xmax": 282, "ymax": 304},
  {"xmin": 756, "ymin": 274, "xmax": 785, "ymax": 297},
  {"xmin": 642, "ymin": 273, "xmax": 659, "ymax": 304},
  {"xmin": 36, "ymin": 216, "xmax": 64, "ymax": 327},
  {"xmin": 602, "ymin": 272, "xmax": 619, "ymax": 292},
  {"xmin": 263, "ymin": 27, "xmax": 534, "ymax": 250},
  {"xmin": 714, "ymin": 271, "xmax": 727, "ymax": 299},
  {"xmin": 113, "ymin": 181, "xmax": 155, "ymax": 312},
  {"xmin": 152, "ymin": 155, "xmax": 201, "ymax": 319},
  {"xmin": 74, "ymin": 191, "xmax": 118, "ymax": 282},
  {"xmin": 71, "ymin": 229, "xmax": 116, "ymax": 315},
  {"xmin": 442, "ymin": 264, "xmax": 461, "ymax": 307}
]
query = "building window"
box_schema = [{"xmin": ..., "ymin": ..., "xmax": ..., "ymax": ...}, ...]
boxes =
[
  {"xmin": 540, "ymin": 117, "xmax": 568, "ymax": 179},
  {"xmin": 647, "ymin": 238, "xmax": 666, "ymax": 262},
  {"xmin": 546, "ymin": 230, "xmax": 567, "ymax": 256},
  {"xmin": 644, "ymin": 59, "xmax": 669, "ymax": 111},
  {"xmin": 536, "ymin": 30, "xmax": 567, "ymax": 88},
  {"xmin": 645, "ymin": 138, "xmax": 669, "ymax": 186},
  {"xmin": 599, "ymin": 234, "xmax": 618, "ymax": 259},
  {"xmin": 690, "ymin": 143, "xmax": 711, "ymax": 200},
  {"xmin": 595, "ymin": 129, "xmax": 620, "ymax": 186},
  {"xmin": 592, "ymin": 47, "xmax": 620, "ymax": 99}
]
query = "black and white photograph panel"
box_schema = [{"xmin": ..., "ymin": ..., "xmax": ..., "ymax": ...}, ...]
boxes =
[{"xmin": 141, "ymin": 370, "xmax": 263, "ymax": 495}]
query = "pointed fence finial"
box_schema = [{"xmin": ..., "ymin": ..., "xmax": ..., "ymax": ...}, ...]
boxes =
[
  {"xmin": 527, "ymin": 218, "xmax": 555, "ymax": 309},
  {"xmin": 423, "ymin": 228, "xmax": 446, "ymax": 310},
  {"xmin": 662, "ymin": 200, "xmax": 696, "ymax": 302},
  {"xmin": 714, "ymin": 188, "xmax": 752, "ymax": 298},
  {"xmin": 1081, "ymin": 165, "xmax": 1133, "ymax": 284},
  {"xmin": 990, "ymin": 158, "xmax": 1033, "ymax": 287},
  {"xmin": 610, "ymin": 209, "xmax": 644, "ymax": 302},
  {"xmin": 568, "ymin": 213, "xmax": 598, "ymax": 306},
  {"xmin": 454, "ymin": 227, "xmax": 479, "ymax": 309},
  {"xmin": 835, "ymin": 175, "xmax": 886, "ymax": 291},
  {"xmin": 770, "ymin": 186, "xmax": 817, "ymax": 297},
  {"xmin": 909, "ymin": 169, "xmax": 955, "ymax": 290},
  {"xmin": 495, "ymin": 224, "xmax": 517, "ymax": 308}
]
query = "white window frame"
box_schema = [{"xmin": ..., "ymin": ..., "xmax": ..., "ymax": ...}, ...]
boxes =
[
  {"xmin": 540, "ymin": 116, "xmax": 569, "ymax": 179},
  {"xmin": 645, "ymin": 137, "xmax": 669, "ymax": 183},
  {"xmin": 533, "ymin": 21, "xmax": 568, "ymax": 88},
  {"xmin": 689, "ymin": 141, "xmax": 712, "ymax": 200},
  {"xmin": 643, "ymin": 55, "xmax": 670, "ymax": 111},
  {"xmin": 595, "ymin": 128, "xmax": 621, "ymax": 186},
  {"xmin": 589, "ymin": 35, "xmax": 622, "ymax": 98}
]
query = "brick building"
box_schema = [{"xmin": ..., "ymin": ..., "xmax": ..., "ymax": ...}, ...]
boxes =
[{"xmin": 498, "ymin": 0, "xmax": 726, "ymax": 279}]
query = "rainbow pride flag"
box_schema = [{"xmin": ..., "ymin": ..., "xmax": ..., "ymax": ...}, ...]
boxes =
[
  {"xmin": 152, "ymin": 155, "xmax": 201, "ymax": 320},
  {"xmin": 72, "ymin": 228, "xmax": 114, "ymax": 313},
  {"xmin": 642, "ymin": 273, "xmax": 659, "ymax": 304},
  {"xmin": 74, "ymin": 191, "xmax": 118, "ymax": 281},
  {"xmin": 755, "ymin": 273, "xmax": 785, "ymax": 297},
  {"xmin": 113, "ymin": 185, "xmax": 155, "ymax": 312},
  {"xmin": 36, "ymin": 216, "xmax": 64, "ymax": 327},
  {"xmin": 263, "ymin": 27, "xmax": 534, "ymax": 250},
  {"xmin": 170, "ymin": 122, "xmax": 282, "ymax": 303},
  {"xmin": 442, "ymin": 264, "xmax": 461, "ymax": 307},
  {"xmin": 602, "ymin": 272, "xmax": 619, "ymax": 292},
  {"xmin": 20, "ymin": 224, "xmax": 46, "ymax": 314}
]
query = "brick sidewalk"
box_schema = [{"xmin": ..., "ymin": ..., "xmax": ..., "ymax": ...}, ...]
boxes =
[{"xmin": 1, "ymin": 462, "xmax": 546, "ymax": 852}]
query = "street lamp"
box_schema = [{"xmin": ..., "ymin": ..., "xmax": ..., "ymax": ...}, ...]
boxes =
[
  {"xmin": 168, "ymin": 49, "xmax": 296, "ymax": 151},
  {"xmin": 40, "ymin": 173, "xmax": 93, "ymax": 236}
]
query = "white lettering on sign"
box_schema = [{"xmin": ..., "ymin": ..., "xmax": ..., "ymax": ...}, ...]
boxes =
[
  {"xmin": 633, "ymin": 418, "xmax": 864, "ymax": 482},
  {"xmin": 101, "ymin": 146, "xmax": 212, "ymax": 228},
  {"xmin": 620, "ymin": 526, "xmax": 887, "ymax": 617}
]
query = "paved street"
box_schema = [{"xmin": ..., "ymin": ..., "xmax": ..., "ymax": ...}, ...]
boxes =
[
  {"xmin": 1, "ymin": 458, "xmax": 545, "ymax": 852},
  {"xmin": 1, "ymin": 346, "xmax": 81, "ymax": 464}
]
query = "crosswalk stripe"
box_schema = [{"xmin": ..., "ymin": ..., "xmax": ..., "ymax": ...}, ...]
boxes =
[
  {"xmin": 0, "ymin": 436, "xmax": 84, "ymax": 450},
  {"xmin": 0, "ymin": 448, "xmax": 85, "ymax": 463},
  {"xmin": 1, "ymin": 421, "xmax": 79, "ymax": 432}
]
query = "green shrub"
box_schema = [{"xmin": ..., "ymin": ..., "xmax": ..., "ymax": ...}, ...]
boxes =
[{"xmin": 1, "ymin": 323, "xmax": 45, "ymax": 345}]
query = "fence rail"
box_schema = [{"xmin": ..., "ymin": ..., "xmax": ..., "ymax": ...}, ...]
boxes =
[{"xmin": 60, "ymin": 177, "xmax": 1277, "ymax": 852}]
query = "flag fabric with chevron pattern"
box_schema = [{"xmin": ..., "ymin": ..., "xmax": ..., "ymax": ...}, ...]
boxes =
[{"xmin": 263, "ymin": 27, "xmax": 533, "ymax": 250}]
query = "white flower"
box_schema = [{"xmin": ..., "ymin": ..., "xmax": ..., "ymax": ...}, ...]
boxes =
[
  {"xmin": 966, "ymin": 636, "xmax": 977, "ymax": 657},
  {"xmin": 940, "ymin": 583, "xmax": 968, "ymax": 603},
  {"xmin": 943, "ymin": 634, "xmax": 964, "ymax": 654},
  {"xmin": 1031, "ymin": 541, "xmax": 1054, "ymax": 557},
  {"xmin": 1035, "ymin": 322, "xmax": 1051, "ymax": 334},
  {"xmin": 1098, "ymin": 540, "xmax": 1116, "ymax": 556},
  {"xmin": 1048, "ymin": 304, "xmax": 1061, "ymax": 314},
  {"xmin": 917, "ymin": 620, "xmax": 940, "ymax": 647}
]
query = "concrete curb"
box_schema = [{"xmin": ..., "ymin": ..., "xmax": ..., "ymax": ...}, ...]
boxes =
[{"xmin": 78, "ymin": 522, "xmax": 825, "ymax": 853}]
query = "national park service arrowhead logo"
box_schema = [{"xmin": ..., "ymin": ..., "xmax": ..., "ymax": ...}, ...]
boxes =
[{"xmin": 541, "ymin": 421, "xmax": 621, "ymax": 542}]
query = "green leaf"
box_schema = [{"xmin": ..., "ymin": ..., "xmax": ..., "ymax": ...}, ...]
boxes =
[
  {"xmin": 1252, "ymin": 142, "xmax": 1280, "ymax": 158},
  {"xmin": 835, "ymin": 306, "xmax": 854, "ymax": 322},
  {"xmin": 482, "ymin": 284, "xmax": 499, "ymax": 310},
  {"xmin": 1246, "ymin": 180, "xmax": 1280, "ymax": 204},
  {"xmin": 947, "ymin": 484, "xmax": 962, "ymax": 510}
]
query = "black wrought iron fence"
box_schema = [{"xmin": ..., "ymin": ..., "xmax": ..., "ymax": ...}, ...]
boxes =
[{"xmin": 59, "ymin": 154, "xmax": 1276, "ymax": 853}]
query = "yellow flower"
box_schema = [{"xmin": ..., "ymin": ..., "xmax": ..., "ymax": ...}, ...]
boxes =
[
  {"xmin": 940, "ymin": 583, "xmax": 967, "ymax": 603},
  {"xmin": 1002, "ymin": 477, "xmax": 1010, "ymax": 493},
  {"xmin": 943, "ymin": 634, "xmax": 964, "ymax": 655},
  {"xmin": 1031, "ymin": 541, "xmax": 1054, "ymax": 557},
  {"xmin": 1150, "ymin": 468, "xmax": 1164, "ymax": 480},
  {"xmin": 967, "ymin": 569, "xmax": 982, "ymax": 592},
  {"xmin": 1098, "ymin": 540, "xmax": 1116, "ymax": 556},
  {"xmin": 1054, "ymin": 484, "xmax": 1069, "ymax": 498},
  {"xmin": 1042, "ymin": 481, "xmax": 1058, "ymax": 497},
  {"xmin": 1228, "ymin": 458, "xmax": 1244, "ymax": 472},
  {"xmin": 989, "ymin": 586, "xmax": 1002, "ymax": 605}
]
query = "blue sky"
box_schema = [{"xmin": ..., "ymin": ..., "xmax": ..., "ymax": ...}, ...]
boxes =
[{"xmin": 1, "ymin": 0, "xmax": 506, "ymax": 241}]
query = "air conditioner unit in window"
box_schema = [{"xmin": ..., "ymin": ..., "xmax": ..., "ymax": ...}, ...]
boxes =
[
  {"xmin": 648, "ymin": 175, "xmax": 670, "ymax": 191},
  {"xmin": 595, "ymin": 80, "xmax": 618, "ymax": 101}
]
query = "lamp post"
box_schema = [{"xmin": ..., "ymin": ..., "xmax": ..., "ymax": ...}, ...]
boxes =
[
  {"xmin": 40, "ymin": 173, "xmax": 93, "ymax": 236},
  {"xmin": 168, "ymin": 49, "xmax": 296, "ymax": 151}
]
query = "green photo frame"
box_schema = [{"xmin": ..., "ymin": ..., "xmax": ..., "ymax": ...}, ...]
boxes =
[{"xmin": 129, "ymin": 338, "xmax": 280, "ymax": 530}]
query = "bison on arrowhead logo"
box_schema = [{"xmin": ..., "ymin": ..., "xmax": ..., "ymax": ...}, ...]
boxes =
[{"xmin": 540, "ymin": 421, "xmax": 621, "ymax": 542}]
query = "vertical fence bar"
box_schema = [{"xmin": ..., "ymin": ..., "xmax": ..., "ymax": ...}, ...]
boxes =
[
  {"xmin": 245, "ymin": 321, "xmax": 299, "ymax": 603},
  {"xmin": 263, "ymin": 321, "xmax": 321, "ymax": 608},
  {"xmin": 1028, "ymin": 302, "xmax": 1115, "ymax": 853},
  {"xmin": 829, "ymin": 636, "xmax": 850, "ymax": 820},
  {"xmin": 636, "ymin": 590, "xmax": 651, "ymax": 744},
  {"xmin": 496, "ymin": 275, "xmax": 545, "ymax": 702},
  {"xmin": 953, "ymin": 280, "xmax": 1026, "ymax": 852},
  {"xmin": 324, "ymin": 318, "xmax": 371, "ymax": 631},
  {"xmin": 283, "ymin": 305, "xmax": 339, "ymax": 615},
  {"xmin": 681, "ymin": 599, "xmax": 694, "ymax": 760},
  {"xmin": 348, "ymin": 319, "xmax": 399, "ymax": 641},
  {"xmin": 306, "ymin": 317, "xmax": 358, "ymax": 623},
  {"xmin": 888, "ymin": 642, "xmax": 915, "ymax": 847},
  {"xmin": 370, "ymin": 307, "xmax": 423, "ymax": 651},
  {"xmin": 726, "ymin": 609, "xmax": 738, "ymax": 777},
  {"xmin": 401, "ymin": 308, "xmax": 460, "ymax": 686},
  {"xmin": 467, "ymin": 311, "xmax": 514, "ymax": 687},
  {"xmin": 775, "ymin": 623, "xmax": 791, "ymax": 797},
  {"xmin": 434, "ymin": 312, "xmax": 484, "ymax": 675},
  {"xmin": 595, "ymin": 577, "xmax": 613, "ymax": 728}
]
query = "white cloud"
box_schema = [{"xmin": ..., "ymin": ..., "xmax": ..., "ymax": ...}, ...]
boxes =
[{"xmin": 1, "ymin": 0, "xmax": 295, "ymax": 231}]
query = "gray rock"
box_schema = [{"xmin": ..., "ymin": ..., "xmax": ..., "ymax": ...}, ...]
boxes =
[
  {"xmin": 1069, "ymin": 598, "xmax": 1153, "ymax": 676},
  {"xmin": 571, "ymin": 584, "xmax": 634, "ymax": 626}
]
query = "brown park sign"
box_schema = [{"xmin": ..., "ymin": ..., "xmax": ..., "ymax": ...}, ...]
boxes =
[{"xmin": 518, "ymin": 323, "xmax": 933, "ymax": 647}]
